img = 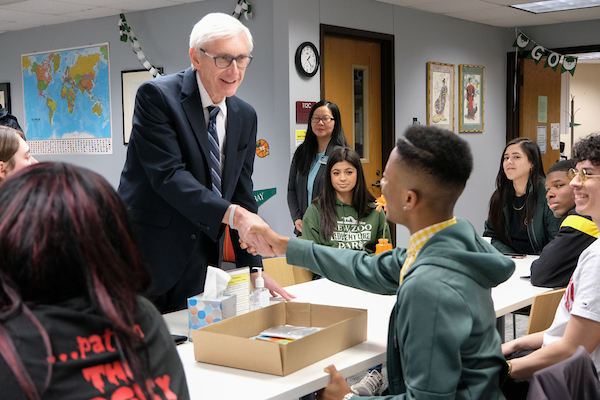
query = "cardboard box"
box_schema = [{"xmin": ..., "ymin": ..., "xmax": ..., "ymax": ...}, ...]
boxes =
[
  {"xmin": 188, "ymin": 294, "xmax": 237, "ymax": 332},
  {"xmin": 192, "ymin": 302, "xmax": 367, "ymax": 376}
]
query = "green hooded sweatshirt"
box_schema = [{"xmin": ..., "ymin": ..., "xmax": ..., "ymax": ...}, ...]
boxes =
[
  {"xmin": 287, "ymin": 218, "xmax": 514, "ymax": 400},
  {"xmin": 302, "ymin": 198, "xmax": 391, "ymax": 254}
]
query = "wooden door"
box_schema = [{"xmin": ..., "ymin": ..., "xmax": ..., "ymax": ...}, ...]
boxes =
[
  {"xmin": 519, "ymin": 58, "xmax": 561, "ymax": 172},
  {"xmin": 323, "ymin": 35, "xmax": 383, "ymax": 197}
]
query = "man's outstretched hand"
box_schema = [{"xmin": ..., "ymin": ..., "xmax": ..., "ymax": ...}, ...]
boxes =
[{"xmin": 225, "ymin": 206, "xmax": 275, "ymax": 257}]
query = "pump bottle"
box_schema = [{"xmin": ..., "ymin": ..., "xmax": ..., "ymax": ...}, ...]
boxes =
[{"xmin": 249, "ymin": 268, "xmax": 270, "ymax": 311}]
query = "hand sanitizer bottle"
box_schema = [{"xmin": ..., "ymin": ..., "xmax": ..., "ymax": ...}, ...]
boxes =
[{"xmin": 249, "ymin": 268, "xmax": 270, "ymax": 311}]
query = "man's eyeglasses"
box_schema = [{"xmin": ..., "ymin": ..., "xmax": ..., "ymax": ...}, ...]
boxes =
[
  {"xmin": 311, "ymin": 116, "xmax": 334, "ymax": 124},
  {"xmin": 200, "ymin": 49, "xmax": 253, "ymax": 69},
  {"xmin": 568, "ymin": 168, "xmax": 600, "ymax": 183}
]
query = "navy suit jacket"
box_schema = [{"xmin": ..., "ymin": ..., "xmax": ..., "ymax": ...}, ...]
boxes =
[{"xmin": 118, "ymin": 67, "xmax": 260, "ymax": 297}]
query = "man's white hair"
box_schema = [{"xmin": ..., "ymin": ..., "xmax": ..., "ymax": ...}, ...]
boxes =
[{"xmin": 189, "ymin": 12, "xmax": 253, "ymax": 53}]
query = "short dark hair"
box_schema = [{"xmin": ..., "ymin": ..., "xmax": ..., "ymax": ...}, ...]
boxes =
[
  {"xmin": 573, "ymin": 134, "xmax": 600, "ymax": 165},
  {"xmin": 395, "ymin": 124, "xmax": 473, "ymax": 190},
  {"xmin": 548, "ymin": 159, "xmax": 574, "ymax": 174}
]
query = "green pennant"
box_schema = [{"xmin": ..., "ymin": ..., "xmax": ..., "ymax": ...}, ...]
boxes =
[
  {"xmin": 562, "ymin": 56, "xmax": 578, "ymax": 76},
  {"xmin": 513, "ymin": 33, "xmax": 530, "ymax": 54},
  {"xmin": 544, "ymin": 52, "xmax": 561, "ymax": 72},
  {"xmin": 253, "ymin": 188, "xmax": 276, "ymax": 207}
]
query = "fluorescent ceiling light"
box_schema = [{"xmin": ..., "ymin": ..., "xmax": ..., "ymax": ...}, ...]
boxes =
[{"xmin": 511, "ymin": 0, "xmax": 600, "ymax": 13}]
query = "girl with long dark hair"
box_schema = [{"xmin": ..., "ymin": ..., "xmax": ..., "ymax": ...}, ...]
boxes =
[
  {"xmin": 302, "ymin": 147, "xmax": 389, "ymax": 253},
  {"xmin": 484, "ymin": 137, "xmax": 560, "ymax": 254},
  {"xmin": 287, "ymin": 100, "xmax": 349, "ymax": 236},
  {"xmin": 0, "ymin": 163, "xmax": 189, "ymax": 400}
]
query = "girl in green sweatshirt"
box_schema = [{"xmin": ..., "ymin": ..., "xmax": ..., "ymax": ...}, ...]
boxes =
[{"xmin": 302, "ymin": 147, "xmax": 390, "ymax": 254}]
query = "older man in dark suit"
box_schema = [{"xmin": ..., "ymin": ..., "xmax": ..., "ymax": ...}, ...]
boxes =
[{"xmin": 119, "ymin": 12, "xmax": 291, "ymax": 312}]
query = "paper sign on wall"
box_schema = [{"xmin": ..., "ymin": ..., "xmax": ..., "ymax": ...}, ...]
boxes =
[
  {"xmin": 295, "ymin": 130, "xmax": 306, "ymax": 148},
  {"xmin": 551, "ymin": 123, "xmax": 560, "ymax": 150},
  {"xmin": 537, "ymin": 126, "xmax": 547, "ymax": 154},
  {"xmin": 538, "ymin": 96, "xmax": 548, "ymax": 123}
]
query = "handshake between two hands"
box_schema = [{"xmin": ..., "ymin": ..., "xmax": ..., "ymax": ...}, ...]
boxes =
[
  {"xmin": 233, "ymin": 207, "xmax": 294, "ymax": 301},
  {"xmin": 234, "ymin": 207, "xmax": 290, "ymax": 257}
]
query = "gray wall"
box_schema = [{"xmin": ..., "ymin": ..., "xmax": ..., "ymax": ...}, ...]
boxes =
[
  {"xmin": 1, "ymin": 0, "xmax": 599, "ymax": 245},
  {"xmin": 283, "ymin": 0, "xmax": 512, "ymax": 243}
]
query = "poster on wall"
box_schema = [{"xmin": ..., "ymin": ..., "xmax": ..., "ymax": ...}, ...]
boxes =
[
  {"xmin": 426, "ymin": 62, "xmax": 454, "ymax": 132},
  {"xmin": 121, "ymin": 69, "xmax": 157, "ymax": 145},
  {"xmin": 459, "ymin": 65, "xmax": 484, "ymax": 133},
  {"xmin": 21, "ymin": 43, "xmax": 112, "ymax": 154}
]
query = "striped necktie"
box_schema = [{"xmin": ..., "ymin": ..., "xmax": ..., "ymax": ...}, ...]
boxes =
[{"xmin": 207, "ymin": 105, "xmax": 222, "ymax": 197}]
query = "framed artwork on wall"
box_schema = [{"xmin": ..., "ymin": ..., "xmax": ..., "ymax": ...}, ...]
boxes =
[
  {"xmin": 121, "ymin": 69, "xmax": 161, "ymax": 144},
  {"xmin": 459, "ymin": 64, "xmax": 484, "ymax": 133},
  {"xmin": 0, "ymin": 83, "xmax": 11, "ymax": 113},
  {"xmin": 426, "ymin": 62, "xmax": 454, "ymax": 132}
]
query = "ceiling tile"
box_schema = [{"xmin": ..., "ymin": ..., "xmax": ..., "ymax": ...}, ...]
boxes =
[
  {"xmin": 1, "ymin": 0, "xmax": 599, "ymax": 32},
  {"xmin": 411, "ymin": 0, "xmax": 498, "ymax": 13},
  {"xmin": 552, "ymin": 6, "xmax": 600, "ymax": 22},
  {"xmin": 60, "ymin": 6, "xmax": 124, "ymax": 20},
  {"xmin": 1, "ymin": 0, "xmax": 90, "ymax": 14}
]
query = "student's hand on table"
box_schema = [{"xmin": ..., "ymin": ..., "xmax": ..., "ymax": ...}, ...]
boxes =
[
  {"xmin": 294, "ymin": 219, "xmax": 303, "ymax": 233},
  {"xmin": 317, "ymin": 365, "xmax": 352, "ymax": 400},
  {"xmin": 240, "ymin": 225, "xmax": 290, "ymax": 256},
  {"xmin": 250, "ymin": 270, "xmax": 295, "ymax": 301}
]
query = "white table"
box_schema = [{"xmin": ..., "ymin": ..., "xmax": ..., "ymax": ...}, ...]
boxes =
[
  {"xmin": 164, "ymin": 255, "xmax": 549, "ymax": 399},
  {"xmin": 492, "ymin": 255, "xmax": 549, "ymax": 317},
  {"xmin": 163, "ymin": 279, "xmax": 396, "ymax": 400}
]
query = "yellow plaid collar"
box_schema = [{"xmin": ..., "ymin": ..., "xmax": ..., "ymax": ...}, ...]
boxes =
[
  {"xmin": 399, "ymin": 217, "xmax": 457, "ymax": 285},
  {"xmin": 406, "ymin": 217, "xmax": 457, "ymax": 260}
]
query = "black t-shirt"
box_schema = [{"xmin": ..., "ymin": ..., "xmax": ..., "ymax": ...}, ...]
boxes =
[
  {"xmin": 0, "ymin": 296, "xmax": 189, "ymax": 400},
  {"xmin": 508, "ymin": 194, "xmax": 535, "ymax": 254}
]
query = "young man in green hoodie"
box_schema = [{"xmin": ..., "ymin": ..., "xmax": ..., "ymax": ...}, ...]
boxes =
[{"xmin": 243, "ymin": 124, "xmax": 514, "ymax": 399}]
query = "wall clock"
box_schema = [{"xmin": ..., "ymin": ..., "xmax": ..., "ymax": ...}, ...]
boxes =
[{"xmin": 295, "ymin": 42, "xmax": 319, "ymax": 77}]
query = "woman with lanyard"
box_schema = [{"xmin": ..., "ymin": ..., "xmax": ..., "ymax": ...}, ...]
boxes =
[{"xmin": 287, "ymin": 100, "xmax": 348, "ymax": 236}]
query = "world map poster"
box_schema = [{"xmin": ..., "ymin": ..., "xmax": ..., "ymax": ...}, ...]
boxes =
[{"xmin": 22, "ymin": 43, "xmax": 112, "ymax": 154}]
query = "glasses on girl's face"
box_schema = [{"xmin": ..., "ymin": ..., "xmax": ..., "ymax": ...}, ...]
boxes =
[
  {"xmin": 568, "ymin": 168, "xmax": 600, "ymax": 184},
  {"xmin": 311, "ymin": 116, "xmax": 334, "ymax": 124}
]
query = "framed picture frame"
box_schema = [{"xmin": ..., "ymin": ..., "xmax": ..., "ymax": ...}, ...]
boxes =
[
  {"xmin": 459, "ymin": 64, "xmax": 485, "ymax": 133},
  {"xmin": 0, "ymin": 83, "xmax": 11, "ymax": 113},
  {"xmin": 426, "ymin": 62, "xmax": 454, "ymax": 131},
  {"xmin": 121, "ymin": 69, "xmax": 161, "ymax": 144}
]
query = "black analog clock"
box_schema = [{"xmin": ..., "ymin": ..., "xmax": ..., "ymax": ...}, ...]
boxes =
[{"xmin": 295, "ymin": 42, "xmax": 319, "ymax": 77}]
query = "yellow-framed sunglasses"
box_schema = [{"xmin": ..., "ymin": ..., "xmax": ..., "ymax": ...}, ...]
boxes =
[{"xmin": 568, "ymin": 168, "xmax": 600, "ymax": 184}]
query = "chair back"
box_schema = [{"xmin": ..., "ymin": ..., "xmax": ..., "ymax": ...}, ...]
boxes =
[
  {"xmin": 261, "ymin": 257, "xmax": 313, "ymax": 288},
  {"xmin": 526, "ymin": 288, "xmax": 566, "ymax": 335}
]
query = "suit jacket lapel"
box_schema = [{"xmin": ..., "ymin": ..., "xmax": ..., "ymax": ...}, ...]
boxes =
[
  {"xmin": 181, "ymin": 68, "xmax": 212, "ymax": 164},
  {"xmin": 223, "ymin": 97, "xmax": 241, "ymax": 200}
]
